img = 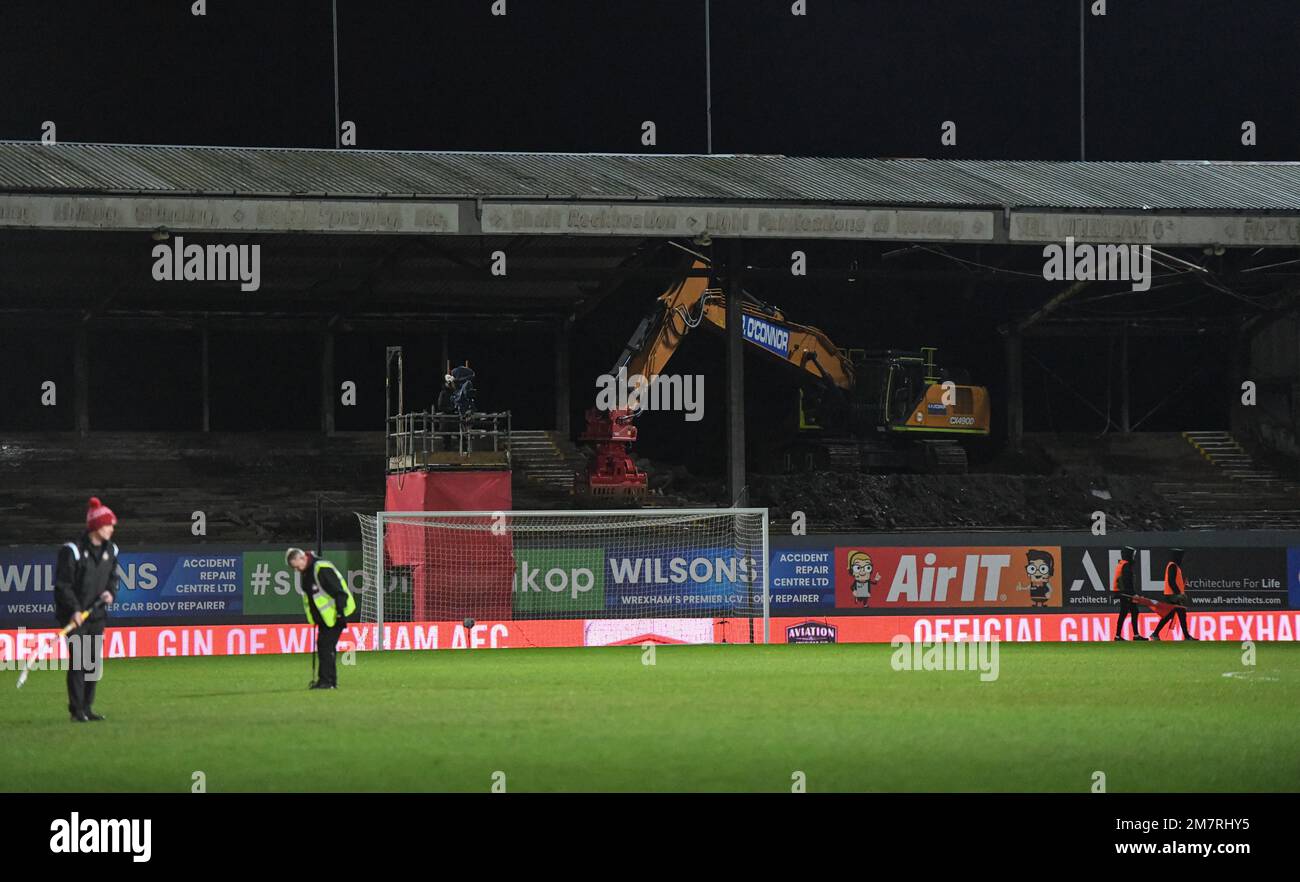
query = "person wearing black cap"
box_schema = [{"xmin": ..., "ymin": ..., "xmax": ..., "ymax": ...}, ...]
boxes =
[
  {"xmin": 1111, "ymin": 545, "xmax": 1147, "ymax": 640},
  {"xmin": 286, "ymin": 547, "xmax": 357, "ymax": 689},
  {"xmin": 1151, "ymin": 548, "xmax": 1197, "ymax": 641}
]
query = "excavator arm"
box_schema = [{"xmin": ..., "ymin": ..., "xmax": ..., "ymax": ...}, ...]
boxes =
[
  {"xmin": 583, "ymin": 258, "xmax": 856, "ymax": 496},
  {"xmin": 612, "ymin": 259, "xmax": 856, "ymax": 392}
]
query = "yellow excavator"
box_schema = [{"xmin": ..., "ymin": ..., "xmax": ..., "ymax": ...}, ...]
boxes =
[{"xmin": 582, "ymin": 259, "xmax": 991, "ymax": 495}]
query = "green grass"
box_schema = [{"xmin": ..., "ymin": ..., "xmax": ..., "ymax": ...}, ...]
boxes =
[{"xmin": 4, "ymin": 642, "xmax": 1299, "ymax": 792}]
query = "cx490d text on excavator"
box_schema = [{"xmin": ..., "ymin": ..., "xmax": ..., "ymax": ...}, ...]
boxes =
[{"xmin": 582, "ymin": 259, "xmax": 991, "ymax": 496}]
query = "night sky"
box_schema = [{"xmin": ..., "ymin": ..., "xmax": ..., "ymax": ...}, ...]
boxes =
[{"xmin": 2, "ymin": 0, "xmax": 1297, "ymax": 159}]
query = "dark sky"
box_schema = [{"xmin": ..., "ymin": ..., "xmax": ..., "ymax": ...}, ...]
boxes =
[{"xmin": 1, "ymin": 0, "xmax": 1297, "ymax": 159}]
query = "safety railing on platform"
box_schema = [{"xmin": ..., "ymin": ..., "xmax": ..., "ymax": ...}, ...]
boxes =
[{"xmin": 386, "ymin": 410, "xmax": 512, "ymax": 473}]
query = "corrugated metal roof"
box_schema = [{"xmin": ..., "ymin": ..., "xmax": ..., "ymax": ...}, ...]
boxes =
[{"xmin": 1, "ymin": 141, "xmax": 1299, "ymax": 211}]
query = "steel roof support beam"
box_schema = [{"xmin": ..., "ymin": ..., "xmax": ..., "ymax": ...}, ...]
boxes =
[
  {"xmin": 1017, "ymin": 279, "xmax": 1091, "ymax": 334},
  {"xmin": 726, "ymin": 238, "xmax": 747, "ymax": 508}
]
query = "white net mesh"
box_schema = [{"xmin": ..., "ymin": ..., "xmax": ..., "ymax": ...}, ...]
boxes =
[{"xmin": 356, "ymin": 509, "xmax": 768, "ymax": 643}]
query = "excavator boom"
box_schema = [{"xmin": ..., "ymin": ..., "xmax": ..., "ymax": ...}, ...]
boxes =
[
  {"xmin": 582, "ymin": 257, "xmax": 990, "ymax": 495},
  {"xmin": 613, "ymin": 259, "xmax": 855, "ymax": 391}
]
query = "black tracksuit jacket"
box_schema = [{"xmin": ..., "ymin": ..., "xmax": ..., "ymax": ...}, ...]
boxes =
[{"xmin": 53, "ymin": 534, "xmax": 120, "ymax": 627}]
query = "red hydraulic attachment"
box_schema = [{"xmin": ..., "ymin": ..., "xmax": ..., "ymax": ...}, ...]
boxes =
[{"xmin": 580, "ymin": 408, "xmax": 647, "ymax": 496}]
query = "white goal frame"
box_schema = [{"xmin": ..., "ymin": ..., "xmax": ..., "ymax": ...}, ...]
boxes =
[{"xmin": 367, "ymin": 508, "xmax": 770, "ymax": 648}]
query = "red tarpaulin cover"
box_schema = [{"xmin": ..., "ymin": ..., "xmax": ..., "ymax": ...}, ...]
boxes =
[
  {"xmin": 384, "ymin": 470, "xmax": 512, "ymax": 514},
  {"xmin": 383, "ymin": 471, "xmax": 515, "ymax": 620}
]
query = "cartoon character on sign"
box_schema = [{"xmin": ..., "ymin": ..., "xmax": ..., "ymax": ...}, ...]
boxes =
[
  {"xmin": 847, "ymin": 551, "xmax": 882, "ymax": 606},
  {"xmin": 1017, "ymin": 549, "xmax": 1055, "ymax": 607}
]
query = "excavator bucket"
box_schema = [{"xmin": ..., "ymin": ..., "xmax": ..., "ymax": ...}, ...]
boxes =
[{"xmin": 579, "ymin": 408, "xmax": 648, "ymax": 497}]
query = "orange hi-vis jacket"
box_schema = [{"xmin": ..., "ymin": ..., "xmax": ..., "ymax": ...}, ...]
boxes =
[
  {"xmin": 1111, "ymin": 559, "xmax": 1129, "ymax": 593},
  {"xmin": 1164, "ymin": 563, "xmax": 1187, "ymax": 596}
]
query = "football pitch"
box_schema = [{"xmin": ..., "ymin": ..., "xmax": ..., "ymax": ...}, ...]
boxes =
[{"xmin": 5, "ymin": 642, "xmax": 1299, "ymax": 793}]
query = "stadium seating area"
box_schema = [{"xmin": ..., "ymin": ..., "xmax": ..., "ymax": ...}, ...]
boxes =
[
  {"xmin": 5, "ymin": 429, "xmax": 1299, "ymax": 546},
  {"xmin": 0, "ymin": 429, "xmax": 596, "ymax": 547},
  {"xmin": 0, "ymin": 432, "xmax": 384, "ymax": 546},
  {"xmin": 1048, "ymin": 431, "xmax": 1300, "ymax": 530}
]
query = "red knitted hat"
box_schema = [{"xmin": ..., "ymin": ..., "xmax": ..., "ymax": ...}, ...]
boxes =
[{"xmin": 86, "ymin": 497, "xmax": 117, "ymax": 532}]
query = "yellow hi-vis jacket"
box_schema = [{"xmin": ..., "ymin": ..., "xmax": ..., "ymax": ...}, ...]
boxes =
[{"xmin": 302, "ymin": 559, "xmax": 357, "ymax": 628}]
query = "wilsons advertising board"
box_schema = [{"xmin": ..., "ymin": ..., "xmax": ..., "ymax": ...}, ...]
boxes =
[{"xmin": 510, "ymin": 543, "xmax": 764, "ymax": 615}]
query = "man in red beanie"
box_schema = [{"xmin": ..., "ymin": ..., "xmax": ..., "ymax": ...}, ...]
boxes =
[{"xmin": 53, "ymin": 497, "xmax": 120, "ymax": 722}]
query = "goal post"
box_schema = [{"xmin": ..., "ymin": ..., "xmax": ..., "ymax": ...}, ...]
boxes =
[{"xmin": 356, "ymin": 508, "xmax": 769, "ymax": 648}]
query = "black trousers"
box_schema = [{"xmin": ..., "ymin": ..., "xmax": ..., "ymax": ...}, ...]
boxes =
[
  {"xmin": 1154, "ymin": 603, "xmax": 1191, "ymax": 637},
  {"xmin": 66, "ymin": 621, "xmax": 104, "ymax": 716},
  {"xmin": 1115, "ymin": 595, "xmax": 1141, "ymax": 636},
  {"xmin": 317, "ymin": 622, "xmax": 344, "ymax": 686}
]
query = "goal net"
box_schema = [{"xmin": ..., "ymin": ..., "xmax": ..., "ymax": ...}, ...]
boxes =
[{"xmin": 356, "ymin": 508, "xmax": 769, "ymax": 646}]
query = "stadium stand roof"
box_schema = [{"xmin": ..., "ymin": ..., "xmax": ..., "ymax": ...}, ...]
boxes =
[
  {"xmin": 4, "ymin": 142, "xmax": 1300, "ymax": 248},
  {"xmin": 1, "ymin": 141, "xmax": 1299, "ymax": 211}
]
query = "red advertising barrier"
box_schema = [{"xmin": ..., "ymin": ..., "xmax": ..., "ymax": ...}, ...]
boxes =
[
  {"xmin": 0, "ymin": 619, "xmax": 586, "ymax": 662},
  {"xmin": 2, "ymin": 611, "xmax": 1297, "ymax": 662},
  {"xmin": 771, "ymin": 610, "xmax": 1300, "ymax": 643}
]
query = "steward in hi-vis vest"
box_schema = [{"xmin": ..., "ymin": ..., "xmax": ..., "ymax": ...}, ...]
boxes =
[
  {"xmin": 286, "ymin": 548, "xmax": 356, "ymax": 689},
  {"xmin": 1110, "ymin": 545, "xmax": 1146, "ymax": 641},
  {"xmin": 1151, "ymin": 548, "xmax": 1197, "ymax": 641}
]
